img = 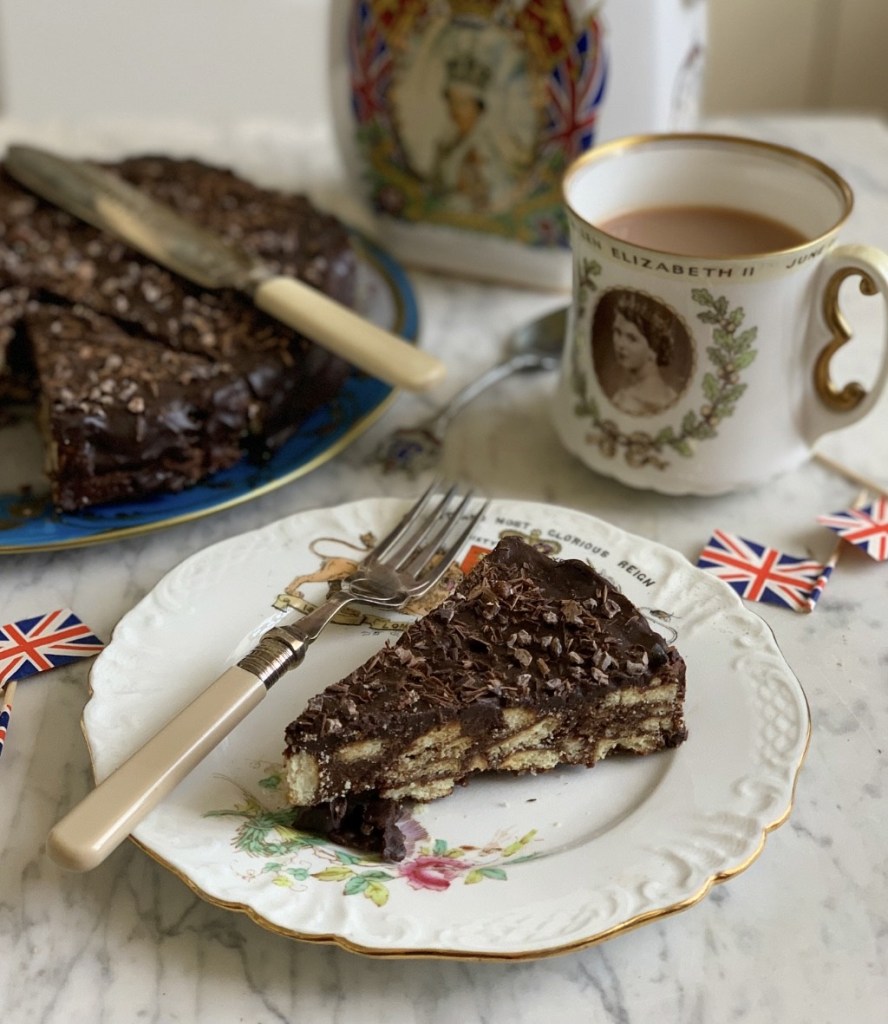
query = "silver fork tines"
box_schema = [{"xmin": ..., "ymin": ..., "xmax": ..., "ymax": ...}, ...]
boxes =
[
  {"xmin": 370, "ymin": 482, "xmax": 477, "ymax": 576},
  {"xmin": 240, "ymin": 483, "xmax": 488, "ymax": 687},
  {"xmin": 364, "ymin": 479, "xmax": 453, "ymax": 568},
  {"xmin": 398, "ymin": 488, "xmax": 480, "ymax": 579}
]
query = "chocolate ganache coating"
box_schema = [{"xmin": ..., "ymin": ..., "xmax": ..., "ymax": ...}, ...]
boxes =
[{"xmin": 285, "ymin": 536, "xmax": 684, "ymax": 759}]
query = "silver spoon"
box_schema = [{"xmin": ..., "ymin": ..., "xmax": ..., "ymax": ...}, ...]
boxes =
[{"xmin": 377, "ymin": 306, "xmax": 568, "ymax": 475}]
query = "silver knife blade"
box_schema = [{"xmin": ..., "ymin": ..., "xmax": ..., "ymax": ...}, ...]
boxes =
[
  {"xmin": 3, "ymin": 144, "xmax": 446, "ymax": 391},
  {"xmin": 5, "ymin": 144, "xmax": 260, "ymax": 290}
]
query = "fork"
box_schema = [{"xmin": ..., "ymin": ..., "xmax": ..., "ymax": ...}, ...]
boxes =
[{"xmin": 46, "ymin": 483, "xmax": 487, "ymax": 872}]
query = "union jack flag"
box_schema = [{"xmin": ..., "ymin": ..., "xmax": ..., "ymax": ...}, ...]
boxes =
[
  {"xmin": 817, "ymin": 496, "xmax": 888, "ymax": 561},
  {"xmin": 348, "ymin": 1, "xmax": 394, "ymax": 125},
  {"xmin": 0, "ymin": 609, "xmax": 104, "ymax": 685},
  {"xmin": 542, "ymin": 22, "xmax": 608, "ymax": 161},
  {"xmin": 697, "ymin": 530, "xmax": 831, "ymax": 612}
]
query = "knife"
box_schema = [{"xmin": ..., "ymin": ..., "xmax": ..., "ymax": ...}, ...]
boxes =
[{"xmin": 4, "ymin": 143, "xmax": 445, "ymax": 392}]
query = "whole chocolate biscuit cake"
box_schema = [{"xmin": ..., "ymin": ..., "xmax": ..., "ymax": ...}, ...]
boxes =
[
  {"xmin": 0, "ymin": 155, "xmax": 357, "ymax": 510},
  {"xmin": 284, "ymin": 535, "xmax": 688, "ymax": 853}
]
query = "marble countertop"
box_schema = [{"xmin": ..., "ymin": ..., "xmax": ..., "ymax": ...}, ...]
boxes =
[{"xmin": 2, "ymin": 114, "xmax": 887, "ymax": 1023}]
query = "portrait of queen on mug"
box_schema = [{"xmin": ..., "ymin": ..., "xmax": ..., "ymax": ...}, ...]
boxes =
[{"xmin": 591, "ymin": 290, "xmax": 695, "ymax": 416}]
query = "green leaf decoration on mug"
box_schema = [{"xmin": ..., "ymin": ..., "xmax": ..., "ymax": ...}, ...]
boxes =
[
  {"xmin": 572, "ymin": 281, "xmax": 759, "ymax": 468},
  {"xmin": 576, "ymin": 257, "xmax": 603, "ymax": 318}
]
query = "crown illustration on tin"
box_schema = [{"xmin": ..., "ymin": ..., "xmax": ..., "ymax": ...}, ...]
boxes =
[
  {"xmin": 447, "ymin": 0, "xmax": 511, "ymax": 22},
  {"xmin": 445, "ymin": 51, "xmax": 492, "ymax": 91}
]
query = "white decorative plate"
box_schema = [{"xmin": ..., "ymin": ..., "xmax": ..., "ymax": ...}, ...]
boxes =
[{"xmin": 83, "ymin": 497, "xmax": 810, "ymax": 959}]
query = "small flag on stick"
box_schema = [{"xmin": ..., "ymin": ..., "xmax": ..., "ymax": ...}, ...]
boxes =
[
  {"xmin": 697, "ymin": 529, "xmax": 833, "ymax": 613},
  {"xmin": 816, "ymin": 494, "xmax": 888, "ymax": 561},
  {"xmin": 0, "ymin": 609, "xmax": 104, "ymax": 685}
]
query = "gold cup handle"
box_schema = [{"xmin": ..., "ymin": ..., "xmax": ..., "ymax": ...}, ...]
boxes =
[
  {"xmin": 810, "ymin": 244, "xmax": 888, "ymax": 425},
  {"xmin": 815, "ymin": 265, "xmax": 876, "ymax": 411}
]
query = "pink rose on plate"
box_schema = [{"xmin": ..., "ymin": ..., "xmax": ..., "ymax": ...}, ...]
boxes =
[{"xmin": 398, "ymin": 854, "xmax": 470, "ymax": 892}]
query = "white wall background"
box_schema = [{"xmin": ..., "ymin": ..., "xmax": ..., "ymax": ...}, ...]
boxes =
[
  {"xmin": 0, "ymin": 0, "xmax": 330, "ymax": 127},
  {"xmin": 706, "ymin": 0, "xmax": 888, "ymax": 117},
  {"xmin": 0, "ymin": 0, "xmax": 884, "ymax": 128}
]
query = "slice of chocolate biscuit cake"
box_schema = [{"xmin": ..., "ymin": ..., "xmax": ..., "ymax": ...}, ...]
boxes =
[
  {"xmin": 27, "ymin": 304, "xmax": 251, "ymax": 510},
  {"xmin": 284, "ymin": 535, "xmax": 687, "ymax": 813}
]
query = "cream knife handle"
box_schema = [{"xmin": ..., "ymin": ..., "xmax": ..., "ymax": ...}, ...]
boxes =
[
  {"xmin": 46, "ymin": 666, "xmax": 266, "ymax": 872},
  {"xmin": 254, "ymin": 275, "xmax": 445, "ymax": 392}
]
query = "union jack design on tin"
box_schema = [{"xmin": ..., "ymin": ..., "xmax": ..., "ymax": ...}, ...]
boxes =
[
  {"xmin": 816, "ymin": 497, "xmax": 888, "ymax": 561},
  {"xmin": 542, "ymin": 20, "xmax": 608, "ymax": 162},
  {"xmin": 348, "ymin": 0, "xmax": 394, "ymax": 125},
  {"xmin": 697, "ymin": 530, "xmax": 831, "ymax": 612},
  {"xmin": 0, "ymin": 609, "xmax": 105, "ymax": 685}
]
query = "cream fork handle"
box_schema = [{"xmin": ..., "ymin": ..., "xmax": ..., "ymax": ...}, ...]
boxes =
[
  {"xmin": 46, "ymin": 665, "xmax": 267, "ymax": 872},
  {"xmin": 47, "ymin": 592, "xmax": 359, "ymax": 871}
]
